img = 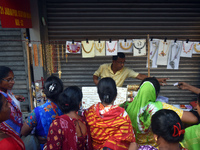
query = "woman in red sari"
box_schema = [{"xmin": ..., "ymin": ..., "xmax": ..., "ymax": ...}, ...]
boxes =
[
  {"xmin": 45, "ymin": 86, "xmax": 93, "ymax": 150},
  {"xmin": 85, "ymin": 77, "xmax": 137, "ymax": 150},
  {"xmin": 0, "ymin": 92, "xmax": 25, "ymax": 150}
]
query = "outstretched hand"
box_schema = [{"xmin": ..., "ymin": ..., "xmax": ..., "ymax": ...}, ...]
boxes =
[{"xmin": 177, "ymin": 82, "xmax": 190, "ymax": 90}]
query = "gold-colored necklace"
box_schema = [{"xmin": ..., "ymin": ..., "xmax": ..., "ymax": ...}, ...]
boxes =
[
  {"xmin": 159, "ymin": 41, "xmax": 171, "ymax": 56},
  {"xmin": 120, "ymin": 42, "xmax": 132, "ymax": 50},
  {"xmin": 46, "ymin": 44, "xmax": 52, "ymax": 75},
  {"xmin": 107, "ymin": 42, "xmax": 117, "ymax": 53},
  {"xmin": 62, "ymin": 44, "xmax": 64, "ymax": 59},
  {"xmin": 39, "ymin": 44, "xmax": 43, "ymax": 67},
  {"xmin": 95, "ymin": 42, "xmax": 105, "ymax": 53},
  {"xmin": 183, "ymin": 42, "xmax": 194, "ymax": 54},
  {"xmin": 82, "ymin": 42, "xmax": 94, "ymax": 53},
  {"xmin": 57, "ymin": 44, "xmax": 62, "ymax": 79},
  {"xmin": 194, "ymin": 43, "xmax": 200, "ymax": 52}
]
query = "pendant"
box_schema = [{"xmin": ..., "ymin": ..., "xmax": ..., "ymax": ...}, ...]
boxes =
[
  {"xmin": 159, "ymin": 50, "xmax": 166, "ymax": 56},
  {"xmin": 169, "ymin": 61, "xmax": 175, "ymax": 69}
]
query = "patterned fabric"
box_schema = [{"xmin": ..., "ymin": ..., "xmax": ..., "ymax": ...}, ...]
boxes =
[
  {"xmin": 46, "ymin": 115, "xmax": 93, "ymax": 150},
  {"xmin": 93, "ymin": 63, "xmax": 139, "ymax": 87},
  {"xmin": 26, "ymin": 100, "xmax": 63, "ymax": 149},
  {"xmin": 138, "ymin": 145, "xmax": 158, "ymax": 150},
  {"xmin": 0, "ymin": 123, "xmax": 25, "ymax": 150},
  {"xmin": 0, "ymin": 90, "xmax": 22, "ymax": 136},
  {"xmin": 124, "ymin": 81, "xmax": 163, "ymax": 134},
  {"xmin": 120, "ymin": 81, "xmax": 184, "ymax": 147},
  {"xmin": 85, "ymin": 102, "xmax": 135, "ymax": 150},
  {"xmin": 181, "ymin": 123, "xmax": 200, "ymax": 150}
]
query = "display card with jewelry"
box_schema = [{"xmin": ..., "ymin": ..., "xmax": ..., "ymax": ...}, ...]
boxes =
[
  {"xmin": 118, "ymin": 39, "xmax": 133, "ymax": 53},
  {"xmin": 157, "ymin": 40, "xmax": 172, "ymax": 65},
  {"xmin": 66, "ymin": 41, "xmax": 81, "ymax": 54},
  {"xmin": 106, "ymin": 40, "xmax": 118, "ymax": 56},
  {"xmin": 146, "ymin": 39, "xmax": 159, "ymax": 68},
  {"xmin": 167, "ymin": 41, "xmax": 182, "ymax": 70},
  {"xmin": 82, "ymin": 87, "xmax": 127, "ymax": 109},
  {"xmin": 132, "ymin": 39, "xmax": 146, "ymax": 56},
  {"xmin": 82, "ymin": 40, "xmax": 95, "ymax": 58},
  {"xmin": 94, "ymin": 41, "xmax": 105, "ymax": 56},
  {"xmin": 180, "ymin": 41, "xmax": 194, "ymax": 58},
  {"xmin": 192, "ymin": 42, "xmax": 200, "ymax": 54}
]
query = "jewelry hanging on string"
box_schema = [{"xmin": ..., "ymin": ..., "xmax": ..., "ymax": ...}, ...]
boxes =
[
  {"xmin": 159, "ymin": 41, "xmax": 171, "ymax": 56},
  {"xmin": 57, "ymin": 44, "xmax": 62, "ymax": 79},
  {"xmin": 133, "ymin": 40, "xmax": 146, "ymax": 54},
  {"xmin": 120, "ymin": 42, "xmax": 132, "ymax": 50},
  {"xmin": 46, "ymin": 44, "xmax": 52, "ymax": 75},
  {"xmin": 169, "ymin": 43, "xmax": 181, "ymax": 69},
  {"xmin": 193, "ymin": 43, "xmax": 200, "ymax": 53},
  {"xmin": 82, "ymin": 42, "xmax": 94, "ymax": 53},
  {"xmin": 33, "ymin": 44, "xmax": 39, "ymax": 66},
  {"xmin": 62, "ymin": 44, "xmax": 64, "ymax": 59},
  {"xmin": 67, "ymin": 42, "xmax": 81, "ymax": 53},
  {"xmin": 95, "ymin": 42, "xmax": 105, "ymax": 53},
  {"xmin": 107, "ymin": 42, "xmax": 117, "ymax": 53},
  {"xmin": 183, "ymin": 42, "xmax": 194, "ymax": 54},
  {"xmin": 39, "ymin": 44, "xmax": 43, "ymax": 67}
]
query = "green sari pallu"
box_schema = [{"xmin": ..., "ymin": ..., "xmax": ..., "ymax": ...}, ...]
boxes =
[{"xmin": 121, "ymin": 81, "xmax": 163, "ymax": 146}]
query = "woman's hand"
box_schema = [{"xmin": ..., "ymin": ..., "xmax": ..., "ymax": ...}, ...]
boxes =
[{"xmin": 15, "ymin": 95, "xmax": 25, "ymax": 102}]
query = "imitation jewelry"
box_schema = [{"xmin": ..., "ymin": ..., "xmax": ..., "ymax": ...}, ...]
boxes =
[{"xmin": 133, "ymin": 40, "xmax": 146, "ymax": 54}]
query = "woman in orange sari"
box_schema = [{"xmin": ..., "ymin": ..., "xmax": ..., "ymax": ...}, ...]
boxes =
[{"xmin": 85, "ymin": 77, "xmax": 137, "ymax": 150}]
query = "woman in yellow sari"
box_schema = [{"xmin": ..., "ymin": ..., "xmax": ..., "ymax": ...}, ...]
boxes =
[{"xmin": 85, "ymin": 77, "xmax": 137, "ymax": 150}]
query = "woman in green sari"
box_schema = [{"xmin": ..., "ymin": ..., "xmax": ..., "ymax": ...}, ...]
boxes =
[
  {"xmin": 121, "ymin": 77, "xmax": 198, "ymax": 147},
  {"xmin": 181, "ymin": 93, "xmax": 200, "ymax": 150}
]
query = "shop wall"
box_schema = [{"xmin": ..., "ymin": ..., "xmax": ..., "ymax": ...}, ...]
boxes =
[
  {"xmin": 0, "ymin": 21, "xmax": 30, "ymax": 112},
  {"xmin": 41, "ymin": 0, "xmax": 200, "ymax": 104}
]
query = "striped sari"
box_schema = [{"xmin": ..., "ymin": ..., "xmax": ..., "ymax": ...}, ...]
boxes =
[{"xmin": 85, "ymin": 102, "xmax": 135, "ymax": 150}]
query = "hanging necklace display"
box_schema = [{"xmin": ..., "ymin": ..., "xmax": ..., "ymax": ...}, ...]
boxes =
[
  {"xmin": 118, "ymin": 39, "xmax": 133, "ymax": 53},
  {"xmin": 57, "ymin": 44, "xmax": 62, "ymax": 79},
  {"xmin": 157, "ymin": 40, "xmax": 171, "ymax": 65},
  {"xmin": 66, "ymin": 41, "xmax": 81, "ymax": 54},
  {"xmin": 82, "ymin": 40, "xmax": 95, "ymax": 58},
  {"xmin": 62, "ymin": 44, "xmax": 64, "ymax": 59},
  {"xmin": 180, "ymin": 41, "xmax": 194, "ymax": 58},
  {"xmin": 192, "ymin": 42, "xmax": 200, "ymax": 54},
  {"xmin": 94, "ymin": 41, "xmax": 105, "ymax": 56},
  {"xmin": 146, "ymin": 40, "xmax": 159, "ymax": 68},
  {"xmin": 33, "ymin": 44, "xmax": 39, "ymax": 67},
  {"xmin": 106, "ymin": 41, "xmax": 118, "ymax": 56},
  {"xmin": 46, "ymin": 44, "xmax": 52, "ymax": 75},
  {"xmin": 133, "ymin": 39, "xmax": 146, "ymax": 56},
  {"xmin": 51, "ymin": 44, "xmax": 57, "ymax": 73},
  {"xmin": 39, "ymin": 44, "xmax": 43, "ymax": 67},
  {"xmin": 167, "ymin": 42, "xmax": 182, "ymax": 69}
]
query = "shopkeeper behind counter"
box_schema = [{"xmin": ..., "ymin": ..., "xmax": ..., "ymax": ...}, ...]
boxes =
[{"xmin": 93, "ymin": 52, "xmax": 168, "ymax": 87}]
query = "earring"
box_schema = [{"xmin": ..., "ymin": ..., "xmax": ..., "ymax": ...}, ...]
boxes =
[{"xmin": 155, "ymin": 136, "xmax": 157, "ymax": 142}]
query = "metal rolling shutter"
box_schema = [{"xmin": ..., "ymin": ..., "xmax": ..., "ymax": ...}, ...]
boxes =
[
  {"xmin": 0, "ymin": 21, "xmax": 29, "ymax": 112},
  {"xmin": 44, "ymin": 0, "xmax": 200, "ymax": 105}
]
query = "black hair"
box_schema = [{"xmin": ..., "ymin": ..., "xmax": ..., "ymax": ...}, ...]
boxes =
[
  {"xmin": 139, "ymin": 77, "xmax": 160, "ymax": 97},
  {"xmin": 58, "ymin": 86, "xmax": 82, "ymax": 114},
  {"xmin": 97, "ymin": 77, "xmax": 117, "ymax": 104},
  {"xmin": 0, "ymin": 66, "xmax": 12, "ymax": 81},
  {"xmin": 112, "ymin": 52, "xmax": 125, "ymax": 61},
  {"xmin": 0, "ymin": 94, "xmax": 3, "ymax": 111},
  {"xmin": 151, "ymin": 109, "xmax": 184, "ymax": 143},
  {"xmin": 44, "ymin": 75, "xmax": 63, "ymax": 102}
]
